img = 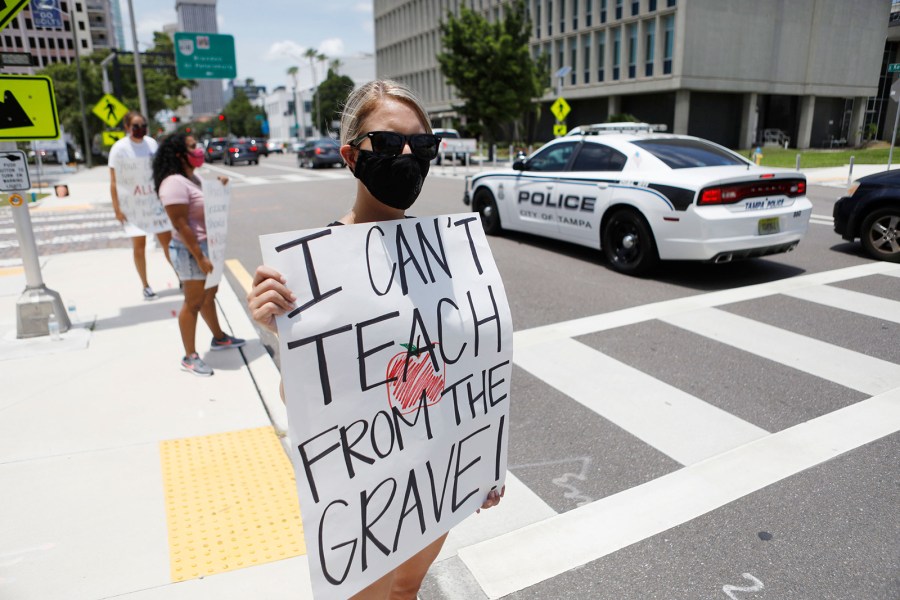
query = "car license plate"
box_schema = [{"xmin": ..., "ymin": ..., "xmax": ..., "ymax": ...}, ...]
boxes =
[{"xmin": 758, "ymin": 217, "xmax": 780, "ymax": 235}]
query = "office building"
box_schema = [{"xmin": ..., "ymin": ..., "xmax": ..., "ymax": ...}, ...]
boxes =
[
  {"xmin": 0, "ymin": 0, "xmax": 120, "ymax": 73},
  {"xmin": 374, "ymin": 0, "xmax": 888, "ymax": 148},
  {"xmin": 175, "ymin": 0, "xmax": 225, "ymax": 117}
]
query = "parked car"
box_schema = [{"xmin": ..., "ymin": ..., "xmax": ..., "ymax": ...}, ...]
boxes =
[
  {"xmin": 463, "ymin": 123, "xmax": 812, "ymax": 275},
  {"xmin": 833, "ymin": 169, "xmax": 900, "ymax": 262},
  {"xmin": 223, "ymin": 140, "xmax": 260, "ymax": 166},
  {"xmin": 297, "ymin": 138, "xmax": 344, "ymax": 168},
  {"xmin": 204, "ymin": 137, "xmax": 228, "ymax": 163},
  {"xmin": 431, "ymin": 128, "xmax": 475, "ymax": 165}
]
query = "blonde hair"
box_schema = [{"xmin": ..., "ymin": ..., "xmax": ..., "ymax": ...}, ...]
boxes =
[
  {"xmin": 123, "ymin": 111, "xmax": 145, "ymax": 129},
  {"xmin": 339, "ymin": 80, "xmax": 432, "ymax": 145}
]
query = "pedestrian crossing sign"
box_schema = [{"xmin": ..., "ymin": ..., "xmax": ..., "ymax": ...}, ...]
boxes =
[
  {"xmin": 0, "ymin": 0, "xmax": 30, "ymax": 33},
  {"xmin": 0, "ymin": 75, "xmax": 59, "ymax": 140},
  {"xmin": 102, "ymin": 131, "xmax": 125, "ymax": 146},
  {"xmin": 92, "ymin": 94, "xmax": 129, "ymax": 128}
]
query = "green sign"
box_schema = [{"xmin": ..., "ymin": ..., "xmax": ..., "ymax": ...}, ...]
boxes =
[
  {"xmin": 174, "ymin": 32, "xmax": 237, "ymax": 79},
  {"xmin": 889, "ymin": 63, "xmax": 900, "ymax": 73}
]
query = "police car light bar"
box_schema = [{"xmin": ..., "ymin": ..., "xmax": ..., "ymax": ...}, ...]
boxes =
[{"xmin": 567, "ymin": 122, "xmax": 669, "ymax": 136}]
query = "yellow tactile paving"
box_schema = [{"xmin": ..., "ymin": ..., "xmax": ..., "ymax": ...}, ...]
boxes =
[{"xmin": 160, "ymin": 426, "xmax": 306, "ymax": 582}]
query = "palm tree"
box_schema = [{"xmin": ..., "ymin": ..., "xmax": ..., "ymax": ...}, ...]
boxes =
[
  {"xmin": 329, "ymin": 58, "xmax": 343, "ymax": 75},
  {"xmin": 287, "ymin": 65, "xmax": 302, "ymax": 138},
  {"xmin": 305, "ymin": 48, "xmax": 326, "ymax": 135}
]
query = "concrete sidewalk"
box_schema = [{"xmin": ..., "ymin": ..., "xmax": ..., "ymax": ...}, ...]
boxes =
[{"xmin": 0, "ymin": 239, "xmax": 315, "ymax": 597}]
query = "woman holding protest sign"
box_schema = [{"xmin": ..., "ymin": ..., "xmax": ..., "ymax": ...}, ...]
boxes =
[
  {"xmin": 153, "ymin": 133, "xmax": 244, "ymax": 377},
  {"xmin": 108, "ymin": 111, "xmax": 174, "ymax": 301},
  {"xmin": 247, "ymin": 80, "xmax": 504, "ymax": 600}
]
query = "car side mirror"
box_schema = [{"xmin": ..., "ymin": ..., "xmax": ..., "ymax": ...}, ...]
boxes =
[{"xmin": 513, "ymin": 159, "xmax": 527, "ymax": 171}]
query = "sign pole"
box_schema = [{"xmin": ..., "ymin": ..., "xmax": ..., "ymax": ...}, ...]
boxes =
[
  {"xmin": 126, "ymin": 0, "xmax": 149, "ymax": 118},
  {"xmin": 70, "ymin": 8, "xmax": 92, "ymax": 168},
  {"xmin": 0, "ymin": 143, "xmax": 70, "ymax": 337}
]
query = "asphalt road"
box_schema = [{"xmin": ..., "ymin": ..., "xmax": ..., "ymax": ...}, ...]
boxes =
[
  {"xmin": 210, "ymin": 154, "xmax": 898, "ymax": 600},
  {"xmin": 13, "ymin": 154, "xmax": 897, "ymax": 599}
]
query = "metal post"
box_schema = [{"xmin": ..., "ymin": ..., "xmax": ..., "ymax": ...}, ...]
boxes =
[
  {"xmin": 70, "ymin": 7, "xmax": 92, "ymax": 168},
  {"xmin": 795, "ymin": 153, "xmax": 801, "ymax": 171},
  {"xmin": 848, "ymin": 156, "xmax": 855, "ymax": 184},
  {"xmin": 126, "ymin": 0, "xmax": 149, "ymax": 118},
  {"xmin": 101, "ymin": 52, "xmax": 116, "ymax": 95},
  {"xmin": 889, "ymin": 104, "xmax": 900, "ymax": 170}
]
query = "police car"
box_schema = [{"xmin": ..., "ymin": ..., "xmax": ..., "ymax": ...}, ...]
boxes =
[{"xmin": 463, "ymin": 123, "xmax": 812, "ymax": 275}]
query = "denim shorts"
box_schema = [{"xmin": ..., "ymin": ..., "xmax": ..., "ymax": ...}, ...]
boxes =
[{"xmin": 170, "ymin": 239, "xmax": 208, "ymax": 281}]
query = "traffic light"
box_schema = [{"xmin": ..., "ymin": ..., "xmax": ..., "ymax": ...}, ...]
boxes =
[
  {"xmin": 218, "ymin": 114, "xmax": 226, "ymax": 121},
  {"xmin": 171, "ymin": 116, "xmax": 180, "ymax": 123}
]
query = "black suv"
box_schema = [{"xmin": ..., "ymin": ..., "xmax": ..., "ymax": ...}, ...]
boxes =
[{"xmin": 834, "ymin": 169, "xmax": 900, "ymax": 262}]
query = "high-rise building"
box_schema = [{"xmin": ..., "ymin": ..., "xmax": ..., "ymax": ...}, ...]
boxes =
[
  {"xmin": 108, "ymin": 0, "xmax": 126, "ymax": 50},
  {"xmin": 375, "ymin": 0, "xmax": 887, "ymax": 149},
  {"xmin": 176, "ymin": 0, "xmax": 225, "ymax": 117},
  {"xmin": 0, "ymin": 1, "xmax": 112, "ymax": 74}
]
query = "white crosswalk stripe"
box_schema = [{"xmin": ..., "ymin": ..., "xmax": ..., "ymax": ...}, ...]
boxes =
[{"xmin": 433, "ymin": 261, "xmax": 900, "ymax": 597}]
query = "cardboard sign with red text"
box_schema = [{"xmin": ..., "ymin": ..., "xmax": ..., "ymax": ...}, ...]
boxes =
[
  {"xmin": 202, "ymin": 178, "xmax": 230, "ymax": 289},
  {"xmin": 260, "ymin": 214, "xmax": 512, "ymax": 599}
]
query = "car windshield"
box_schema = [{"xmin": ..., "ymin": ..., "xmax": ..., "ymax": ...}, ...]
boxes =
[
  {"xmin": 318, "ymin": 139, "xmax": 339, "ymax": 148},
  {"xmin": 632, "ymin": 138, "xmax": 747, "ymax": 169}
]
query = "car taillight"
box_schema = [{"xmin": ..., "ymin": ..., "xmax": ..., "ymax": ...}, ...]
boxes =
[
  {"xmin": 207, "ymin": 147, "xmax": 213, "ymax": 153},
  {"xmin": 250, "ymin": 145, "xmax": 258, "ymax": 152},
  {"xmin": 228, "ymin": 147, "xmax": 238, "ymax": 153},
  {"xmin": 698, "ymin": 179, "xmax": 807, "ymax": 205},
  {"xmin": 315, "ymin": 147, "xmax": 323, "ymax": 155}
]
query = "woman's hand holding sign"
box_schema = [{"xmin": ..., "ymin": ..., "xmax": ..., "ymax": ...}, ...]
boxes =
[
  {"xmin": 478, "ymin": 485, "xmax": 505, "ymax": 513},
  {"xmin": 247, "ymin": 265, "xmax": 296, "ymax": 334}
]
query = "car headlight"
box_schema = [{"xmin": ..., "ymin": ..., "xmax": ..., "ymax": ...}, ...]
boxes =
[{"xmin": 847, "ymin": 181, "xmax": 860, "ymax": 197}]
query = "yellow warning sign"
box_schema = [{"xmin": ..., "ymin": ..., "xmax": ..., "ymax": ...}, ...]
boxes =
[
  {"xmin": 553, "ymin": 123, "xmax": 568, "ymax": 137},
  {"xmin": 0, "ymin": 1, "xmax": 30, "ymax": 33},
  {"xmin": 0, "ymin": 75, "xmax": 60, "ymax": 140},
  {"xmin": 550, "ymin": 97, "xmax": 571, "ymax": 122},
  {"xmin": 92, "ymin": 94, "xmax": 129, "ymax": 128},
  {"xmin": 102, "ymin": 131, "xmax": 126, "ymax": 146}
]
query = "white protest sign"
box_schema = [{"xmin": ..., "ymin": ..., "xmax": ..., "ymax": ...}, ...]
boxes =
[
  {"xmin": 114, "ymin": 156, "xmax": 172, "ymax": 235},
  {"xmin": 260, "ymin": 214, "xmax": 513, "ymax": 600},
  {"xmin": 202, "ymin": 178, "xmax": 230, "ymax": 289}
]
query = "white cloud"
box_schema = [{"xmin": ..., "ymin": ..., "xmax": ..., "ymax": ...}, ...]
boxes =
[
  {"xmin": 265, "ymin": 40, "xmax": 309, "ymax": 62},
  {"xmin": 354, "ymin": 1, "xmax": 373, "ymax": 13},
  {"xmin": 133, "ymin": 10, "xmax": 176, "ymax": 49},
  {"xmin": 319, "ymin": 38, "xmax": 345, "ymax": 57}
]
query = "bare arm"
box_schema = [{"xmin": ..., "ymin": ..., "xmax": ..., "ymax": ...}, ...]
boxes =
[{"xmin": 109, "ymin": 168, "xmax": 126, "ymax": 223}]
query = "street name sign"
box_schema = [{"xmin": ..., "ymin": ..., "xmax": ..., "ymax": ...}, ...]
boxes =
[
  {"xmin": 0, "ymin": 51, "xmax": 34, "ymax": 68},
  {"xmin": 0, "ymin": 75, "xmax": 59, "ymax": 140},
  {"xmin": 0, "ymin": 150, "xmax": 31, "ymax": 191},
  {"xmin": 92, "ymin": 93, "xmax": 129, "ymax": 128},
  {"xmin": 174, "ymin": 32, "xmax": 237, "ymax": 79},
  {"xmin": 30, "ymin": 0, "xmax": 63, "ymax": 29},
  {"xmin": 889, "ymin": 63, "xmax": 900, "ymax": 73},
  {"xmin": 551, "ymin": 97, "xmax": 571, "ymax": 122},
  {"xmin": 0, "ymin": 0, "xmax": 30, "ymax": 32}
]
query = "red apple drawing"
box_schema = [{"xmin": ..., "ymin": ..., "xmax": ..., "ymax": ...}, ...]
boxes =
[{"xmin": 386, "ymin": 340, "xmax": 445, "ymax": 414}]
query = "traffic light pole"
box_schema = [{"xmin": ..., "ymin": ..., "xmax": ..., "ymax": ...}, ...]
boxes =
[{"xmin": 126, "ymin": 0, "xmax": 149, "ymax": 118}]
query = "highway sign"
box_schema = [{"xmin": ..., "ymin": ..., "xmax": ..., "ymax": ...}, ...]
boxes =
[
  {"xmin": 551, "ymin": 97, "xmax": 571, "ymax": 122},
  {"xmin": 31, "ymin": 0, "xmax": 63, "ymax": 29},
  {"xmin": 174, "ymin": 32, "xmax": 237, "ymax": 79},
  {"xmin": 0, "ymin": 150, "xmax": 30, "ymax": 191},
  {"xmin": 0, "ymin": 75, "xmax": 59, "ymax": 140},
  {"xmin": 92, "ymin": 93, "xmax": 129, "ymax": 128},
  {"xmin": 889, "ymin": 63, "xmax": 900, "ymax": 73},
  {"xmin": 0, "ymin": 0, "xmax": 29, "ymax": 32}
]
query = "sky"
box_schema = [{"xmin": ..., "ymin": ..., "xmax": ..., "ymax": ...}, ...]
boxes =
[{"xmin": 125, "ymin": 0, "xmax": 376, "ymax": 92}]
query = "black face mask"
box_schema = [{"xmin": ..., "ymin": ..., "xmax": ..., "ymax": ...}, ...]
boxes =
[{"xmin": 351, "ymin": 150, "xmax": 430, "ymax": 210}]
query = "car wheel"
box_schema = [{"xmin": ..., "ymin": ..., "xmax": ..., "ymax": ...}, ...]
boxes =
[
  {"xmin": 602, "ymin": 209, "xmax": 659, "ymax": 275},
  {"xmin": 860, "ymin": 207, "xmax": 900, "ymax": 262},
  {"xmin": 473, "ymin": 188, "xmax": 501, "ymax": 235}
]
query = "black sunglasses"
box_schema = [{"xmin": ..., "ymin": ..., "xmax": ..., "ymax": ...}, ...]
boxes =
[
  {"xmin": 131, "ymin": 124, "xmax": 147, "ymax": 131},
  {"xmin": 349, "ymin": 131, "xmax": 442, "ymax": 160}
]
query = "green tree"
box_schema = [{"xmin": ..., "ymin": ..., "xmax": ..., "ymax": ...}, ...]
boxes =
[
  {"xmin": 312, "ymin": 69, "xmax": 355, "ymax": 136},
  {"xmin": 221, "ymin": 89, "xmax": 267, "ymax": 137},
  {"xmin": 437, "ymin": 0, "xmax": 548, "ymax": 145},
  {"xmin": 39, "ymin": 31, "xmax": 192, "ymax": 157}
]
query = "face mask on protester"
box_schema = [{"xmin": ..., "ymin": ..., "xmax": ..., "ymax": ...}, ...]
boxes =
[
  {"xmin": 186, "ymin": 148, "xmax": 205, "ymax": 169},
  {"xmin": 350, "ymin": 150, "xmax": 430, "ymax": 210},
  {"xmin": 130, "ymin": 124, "xmax": 147, "ymax": 140}
]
